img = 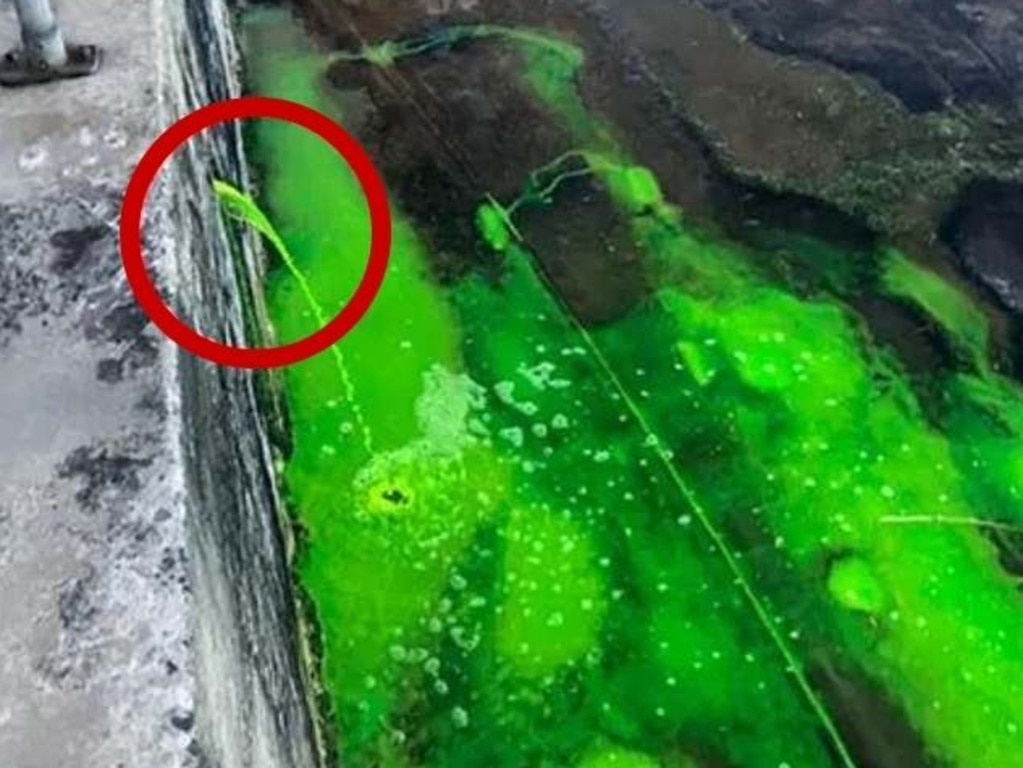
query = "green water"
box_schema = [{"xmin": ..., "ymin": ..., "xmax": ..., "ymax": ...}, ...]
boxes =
[{"xmin": 240, "ymin": 9, "xmax": 1023, "ymax": 768}]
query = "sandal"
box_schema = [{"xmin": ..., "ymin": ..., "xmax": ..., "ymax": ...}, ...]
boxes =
[{"xmin": 0, "ymin": 44, "xmax": 102, "ymax": 88}]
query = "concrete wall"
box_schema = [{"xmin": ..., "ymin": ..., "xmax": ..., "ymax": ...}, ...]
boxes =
[{"xmin": 155, "ymin": 1, "xmax": 321, "ymax": 767}]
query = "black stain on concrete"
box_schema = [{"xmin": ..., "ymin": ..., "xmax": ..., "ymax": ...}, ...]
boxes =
[
  {"xmin": 49, "ymin": 225, "xmax": 110, "ymax": 273},
  {"xmin": 57, "ymin": 445, "xmax": 154, "ymax": 515}
]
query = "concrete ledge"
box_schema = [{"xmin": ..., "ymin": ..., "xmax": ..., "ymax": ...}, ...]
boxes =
[{"xmin": 0, "ymin": 2, "xmax": 318, "ymax": 766}]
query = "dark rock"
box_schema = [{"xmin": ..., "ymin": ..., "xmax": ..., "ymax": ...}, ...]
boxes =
[
  {"xmin": 941, "ymin": 181, "xmax": 1023, "ymax": 313},
  {"xmin": 696, "ymin": 0, "xmax": 1023, "ymax": 112},
  {"xmin": 810, "ymin": 657, "xmax": 938, "ymax": 768},
  {"xmin": 940, "ymin": 181, "xmax": 1023, "ymax": 378},
  {"xmin": 850, "ymin": 294, "xmax": 959, "ymax": 380},
  {"xmin": 516, "ymin": 175, "xmax": 651, "ymax": 325},
  {"xmin": 324, "ymin": 39, "xmax": 581, "ymax": 290}
]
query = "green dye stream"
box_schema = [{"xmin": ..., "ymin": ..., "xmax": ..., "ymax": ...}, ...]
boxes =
[{"xmin": 237, "ymin": 9, "xmax": 1023, "ymax": 768}]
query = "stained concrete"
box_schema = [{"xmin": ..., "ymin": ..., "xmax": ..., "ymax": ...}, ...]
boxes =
[
  {"xmin": 0, "ymin": 1, "xmax": 196, "ymax": 765},
  {"xmin": 0, "ymin": 0, "xmax": 158, "ymax": 204},
  {"xmin": 0, "ymin": 2, "xmax": 317, "ymax": 767}
]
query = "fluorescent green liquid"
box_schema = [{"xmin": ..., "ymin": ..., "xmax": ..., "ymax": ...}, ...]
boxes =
[{"xmin": 240, "ymin": 9, "xmax": 1023, "ymax": 768}]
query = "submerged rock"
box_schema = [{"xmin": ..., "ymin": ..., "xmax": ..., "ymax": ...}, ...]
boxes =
[
  {"xmin": 942, "ymin": 181, "xmax": 1023, "ymax": 314},
  {"xmin": 697, "ymin": 0, "xmax": 1023, "ymax": 113}
]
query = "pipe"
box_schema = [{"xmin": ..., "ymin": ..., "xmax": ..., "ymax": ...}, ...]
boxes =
[{"xmin": 12, "ymin": 0, "xmax": 67, "ymax": 67}]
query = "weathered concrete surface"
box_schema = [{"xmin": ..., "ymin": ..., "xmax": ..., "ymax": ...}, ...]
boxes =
[
  {"xmin": 0, "ymin": 2, "xmax": 194, "ymax": 765},
  {"xmin": 156, "ymin": 1, "xmax": 322, "ymax": 766},
  {"xmin": 0, "ymin": 2, "xmax": 318, "ymax": 767},
  {"xmin": 0, "ymin": 0, "xmax": 157, "ymax": 204}
]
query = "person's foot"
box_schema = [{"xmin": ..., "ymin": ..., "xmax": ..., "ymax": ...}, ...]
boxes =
[{"xmin": 0, "ymin": 43, "xmax": 101, "ymax": 87}]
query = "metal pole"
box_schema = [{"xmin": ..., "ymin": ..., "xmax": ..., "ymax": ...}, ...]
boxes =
[{"xmin": 12, "ymin": 0, "xmax": 67, "ymax": 67}]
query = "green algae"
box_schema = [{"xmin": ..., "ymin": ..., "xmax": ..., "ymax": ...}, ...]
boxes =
[
  {"xmin": 881, "ymin": 249, "xmax": 991, "ymax": 369},
  {"xmin": 495, "ymin": 505, "xmax": 606, "ymax": 678},
  {"xmin": 942, "ymin": 373, "xmax": 1023, "ymax": 532},
  {"xmin": 877, "ymin": 248, "xmax": 1023, "ymax": 532},
  {"xmin": 577, "ymin": 746, "xmax": 665, "ymax": 768},
  {"xmin": 476, "ymin": 202, "xmax": 514, "ymax": 252},
  {"xmin": 494, "ymin": 28, "xmax": 1023, "ymax": 768},
  {"xmin": 446, "ymin": 240, "xmax": 842, "ymax": 768},
  {"xmin": 243, "ymin": 12, "xmax": 841, "ymax": 767},
  {"xmin": 241, "ymin": 9, "xmax": 1023, "ymax": 768},
  {"xmin": 574, "ymin": 167, "xmax": 1021, "ymax": 768},
  {"xmin": 333, "ymin": 24, "xmax": 584, "ymax": 74},
  {"xmin": 529, "ymin": 155, "xmax": 1023, "ymax": 767},
  {"xmin": 602, "ymin": 165, "xmax": 664, "ymax": 213},
  {"xmin": 826, "ymin": 556, "xmax": 887, "ymax": 614},
  {"xmin": 213, "ymin": 178, "xmax": 370, "ymax": 449}
]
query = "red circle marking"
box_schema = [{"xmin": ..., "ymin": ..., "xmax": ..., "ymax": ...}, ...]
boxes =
[{"xmin": 119, "ymin": 96, "xmax": 392, "ymax": 369}]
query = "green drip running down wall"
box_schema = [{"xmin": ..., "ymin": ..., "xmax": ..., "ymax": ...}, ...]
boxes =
[{"xmin": 237, "ymin": 8, "xmax": 1023, "ymax": 768}]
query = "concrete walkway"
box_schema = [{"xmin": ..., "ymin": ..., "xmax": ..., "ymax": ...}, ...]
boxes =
[{"xmin": 0, "ymin": 2, "xmax": 195, "ymax": 766}]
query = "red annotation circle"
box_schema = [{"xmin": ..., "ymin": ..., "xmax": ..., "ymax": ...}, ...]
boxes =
[{"xmin": 119, "ymin": 96, "xmax": 392, "ymax": 369}]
